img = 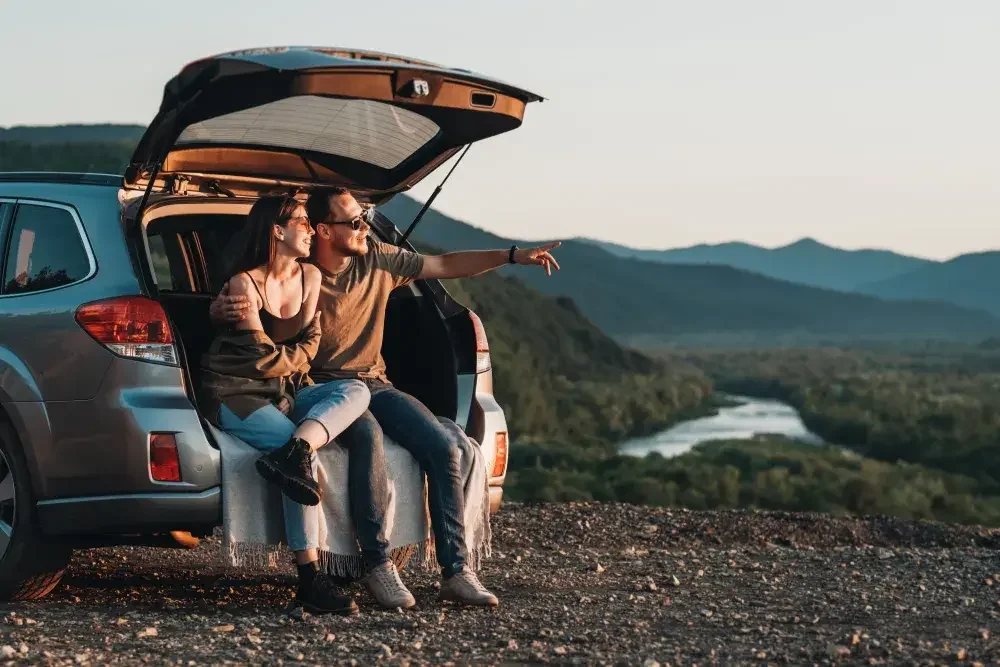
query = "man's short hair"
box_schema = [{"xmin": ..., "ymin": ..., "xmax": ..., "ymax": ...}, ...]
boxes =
[{"xmin": 306, "ymin": 187, "xmax": 350, "ymax": 227}]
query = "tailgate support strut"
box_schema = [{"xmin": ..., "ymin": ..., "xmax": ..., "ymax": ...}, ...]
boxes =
[{"xmin": 400, "ymin": 144, "xmax": 471, "ymax": 244}]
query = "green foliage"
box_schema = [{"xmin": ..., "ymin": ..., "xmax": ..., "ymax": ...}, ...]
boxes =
[
  {"xmin": 507, "ymin": 437, "xmax": 1000, "ymax": 526},
  {"xmin": 439, "ymin": 270, "xmax": 713, "ymax": 443},
  {"xmin": 504, "ymin": 341, "xmax": 1000, "ymax": 527},
  {"xmin": 663, "ymin": 345, "xmax": 1000, "ymax": 499},
  {"xmin": 0, "ymin": 141, "xmax": 134, "ymax": 173}
]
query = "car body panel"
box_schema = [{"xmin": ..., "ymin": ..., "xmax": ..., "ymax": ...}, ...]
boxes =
[{"xmin": 22, "ymin": 356, "xmax": 220, "ymax": 500}]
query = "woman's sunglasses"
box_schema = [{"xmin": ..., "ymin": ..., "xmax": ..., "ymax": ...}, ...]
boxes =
[{"xmin": 286, "ymin": 216, "xmax": 312, "ymax": 230}]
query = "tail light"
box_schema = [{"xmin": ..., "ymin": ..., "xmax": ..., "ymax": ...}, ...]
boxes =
[
  {"xmin": 149, "ymin": 433, "xmax": 182, "ymax": 482},
  {"xmin": 75, "ymin": 296, "xmax": 178, "ymax": 365},
  {"xmin": 492, "ymin": 431, "xmax": 508, "ymax": 478},
  {"xmin": 469, "ymin": 311, "xmax": 491, "ymax": 373}
]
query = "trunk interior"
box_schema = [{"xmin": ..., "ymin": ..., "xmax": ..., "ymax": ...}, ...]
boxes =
[{"xmin": 142, "ymin": 209, "xmax": 459, "ymax": 421}]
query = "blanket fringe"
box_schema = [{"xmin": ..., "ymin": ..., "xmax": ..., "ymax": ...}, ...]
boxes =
[
  {"xmin": 225, "ymin": 540, "xmax": 288, "ymax": 570},
  {"xmin": 317, "ymin": 550, "xmax": 365, "ymax": 579}
]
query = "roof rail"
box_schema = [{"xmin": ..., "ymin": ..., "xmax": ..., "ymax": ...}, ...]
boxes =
[{"xmin": 0, "ymin": 172, "xmax": 121, "ymax": 187}]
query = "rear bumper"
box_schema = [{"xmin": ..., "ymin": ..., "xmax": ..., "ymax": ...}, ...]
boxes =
[{"xmin": 36, "ymin": 487, "xmax": 221, "ymax": 536}]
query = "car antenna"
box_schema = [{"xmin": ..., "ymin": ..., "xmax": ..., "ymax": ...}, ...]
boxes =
[{"xmin": 399, "ymin": 144, "xmax": 471, "ymax": 244}]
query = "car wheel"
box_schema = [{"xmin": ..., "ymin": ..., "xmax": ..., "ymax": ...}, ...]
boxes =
[{"xmin": 0, "ymin": 420, "xmax": 72, "ymax": 601}]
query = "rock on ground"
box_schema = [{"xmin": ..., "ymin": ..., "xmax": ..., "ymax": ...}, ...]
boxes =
[{"xmin": 1, "ymin": 502, "xmax": 998, "ymax": 665}]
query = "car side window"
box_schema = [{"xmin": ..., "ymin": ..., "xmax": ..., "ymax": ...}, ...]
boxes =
[
  {"xmin": 2, "ymin": 203, "xmax": 92, "ymax": 295},
  {"xmin": 146, "ymin": 233, "xmax": 175, "ymax": 290}
]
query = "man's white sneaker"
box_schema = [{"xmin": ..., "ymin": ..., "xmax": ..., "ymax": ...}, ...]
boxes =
[
  {"xmin": 364, "ymin": 562, "xmax": 416, "ymax": 609},
  {"xmin": 439, "ymin": 570, "xmax": 499, "ymax": 607}
]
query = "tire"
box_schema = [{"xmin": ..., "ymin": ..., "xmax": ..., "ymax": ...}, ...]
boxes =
[{"xmin": 0, "ymin": 420, "xmax": 72, "ymax": 601}]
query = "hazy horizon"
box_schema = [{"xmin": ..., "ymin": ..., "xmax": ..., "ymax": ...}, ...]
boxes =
[{"xmin": 1, "ymin": 0, "xmax": 997, "ymax": 260}]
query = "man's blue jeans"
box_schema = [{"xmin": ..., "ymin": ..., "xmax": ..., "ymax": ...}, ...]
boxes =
[
  {"xmin": 337, "ymin": 379, "xmax": 470, "ymax": 577},
  {"xmin": 218, "ymin": 379, "xmax": 370, "ymax": 552}
]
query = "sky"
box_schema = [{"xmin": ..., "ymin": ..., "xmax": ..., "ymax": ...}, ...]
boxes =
[{"xmin": 1, "ymin": 0, "xmax": 997, "ymax": 260}]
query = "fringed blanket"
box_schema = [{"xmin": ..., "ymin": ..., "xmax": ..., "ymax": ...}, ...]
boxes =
[{"xmin": 208, "ymin": 417, "xmax": 491, "ymax": 577}]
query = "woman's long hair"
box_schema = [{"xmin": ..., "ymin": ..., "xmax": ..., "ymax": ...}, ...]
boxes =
[{"xmin": 225, "ymin": 195, "xmax": 302, "ymax": 283}]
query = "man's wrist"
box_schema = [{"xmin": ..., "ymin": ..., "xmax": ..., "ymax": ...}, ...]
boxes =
[{"xmin": 508, "ymin": 245, "xmax": 519, "ymax": 264}]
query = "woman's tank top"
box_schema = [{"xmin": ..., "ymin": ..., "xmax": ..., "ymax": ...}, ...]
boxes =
[{"xmin": 245, "ymin": 268, "xmax": 308, "ymax": 344}]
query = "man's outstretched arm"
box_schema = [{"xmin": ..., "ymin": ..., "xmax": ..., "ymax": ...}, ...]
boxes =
[{"xmin": 418, "ymin": 242, "xmax": 561, "ymax": 280}]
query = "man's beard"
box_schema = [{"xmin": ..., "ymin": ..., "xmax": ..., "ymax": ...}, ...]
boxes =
[{"xmin": 337, "ymin": 237, "xmax": 369, "ymax": 257}]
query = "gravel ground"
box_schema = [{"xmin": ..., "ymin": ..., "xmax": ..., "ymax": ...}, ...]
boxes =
[{"xmin": 1, "ymin": 502, "xmax": 999, "ymax": 666}]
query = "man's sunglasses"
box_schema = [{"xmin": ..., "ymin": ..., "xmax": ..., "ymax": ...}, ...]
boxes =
[{"xmin": 323, "ymin": 207, "xmax": 375, "ymax": 231}]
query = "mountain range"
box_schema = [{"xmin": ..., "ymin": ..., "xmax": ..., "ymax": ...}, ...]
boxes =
[
  {"xmin": 580, "ymin": 237, "xmax": 934, "ymax": 293},
  {"xmin": 3, "ymin": 123, "xmax": 997, "ymax": 338},
  {"xmin": 858, "ymin": 251, "xmax": 999, "ymax": 317},
  {"xmin": 581, "ymin": 237, "xmax": 999, "ymax": 317},
  {"xmin": 380, "ymin": 196, "xmax": 998, "ymax": 339}
]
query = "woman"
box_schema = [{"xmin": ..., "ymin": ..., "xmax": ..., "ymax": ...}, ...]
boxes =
[{"xmin": 199, "ymin": 194, "xmax": 370, "ymax": 615}]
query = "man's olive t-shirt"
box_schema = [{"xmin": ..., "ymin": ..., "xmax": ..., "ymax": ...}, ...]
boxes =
[{"xmin": 309, "ymin": 241, "xmax": 424, "ymax": 384}]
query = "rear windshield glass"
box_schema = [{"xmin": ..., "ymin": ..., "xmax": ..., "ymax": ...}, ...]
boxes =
[{"xmin": 175, "ymin": 95, "xmax": 440, "ymax": 169}]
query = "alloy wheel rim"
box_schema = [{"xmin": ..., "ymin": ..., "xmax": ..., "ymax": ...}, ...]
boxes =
[{"xmin": 0, "ymin": 450, "xmax": 15, "ymax": 559}]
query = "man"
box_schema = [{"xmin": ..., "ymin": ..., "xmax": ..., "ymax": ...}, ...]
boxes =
[{"xmin": 211, "ymin": 186, "xmax": 560, "ymax": 608}]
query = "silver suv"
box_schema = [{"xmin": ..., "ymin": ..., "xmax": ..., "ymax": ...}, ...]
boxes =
[{"xmin": 0, "ymin": 46, "xmax": 539, "ymax": 600}]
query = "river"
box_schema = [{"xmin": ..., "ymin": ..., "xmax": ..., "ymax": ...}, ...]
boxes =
[{"xmin": 619, "ymin": 394, "xmax": 823, "ymax": 458}]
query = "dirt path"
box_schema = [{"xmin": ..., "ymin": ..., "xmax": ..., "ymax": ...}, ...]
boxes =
[{"xmin": 0, "ymin": 503, "xmax": 998, "ymax": 665}]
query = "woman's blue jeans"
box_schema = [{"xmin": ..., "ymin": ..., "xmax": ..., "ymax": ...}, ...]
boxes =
[{"xmin": 218, "ymin": 380, "xmax": 370, "ymax": 552}]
